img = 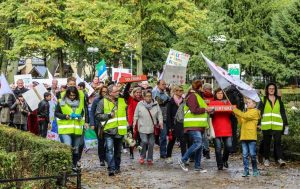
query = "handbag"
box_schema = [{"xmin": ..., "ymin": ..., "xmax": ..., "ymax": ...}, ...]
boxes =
[{"xmin": 146, "ymin": 108, "xmax": 160, "ymax": 136}]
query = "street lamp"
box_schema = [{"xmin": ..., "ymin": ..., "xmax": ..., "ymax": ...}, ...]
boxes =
[{"xmin": 87, "ymin": 47, "xmax": 99, "ymax": 79}]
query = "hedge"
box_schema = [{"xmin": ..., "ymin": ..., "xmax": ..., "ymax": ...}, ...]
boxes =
[{"xmin": 0, "ymin": 125, "xmax": 72, "ymax": 189}]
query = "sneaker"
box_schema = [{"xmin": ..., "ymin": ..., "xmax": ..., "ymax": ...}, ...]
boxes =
[
  {"xmin": 160, "ymin": 155, "xmax": 167, "ymax": 159},
  {"xmin": 264, "ymin": 159, "xmax": 270, "ymax": 167},
  {"xmin": 100, "ymin": 160, "xmax": 105, "ymax": 167},
  {"xmin": 108, "ymin": 171, "xmax": 115, "ymax": 176},
  {"xmin": 253, "ymin": 170, "xmax": 259, "ymax": 177},
  {"xmin": 139, "ymin": 158, "xmax": 145, "ymax": 165},
  {"xmin": 242, "ymin": 171, "xmax": 250, "ymax": 177},
  {"xmin": 195, "ymin": 168, "xmax": 207, "ymax": 173},
  {"xmin": 217, "ymin": 165, "xmax": 223, "ymax": 170},
  {"xmin": 278, "ymin": 159, "xmax": 286, "ymax": 167},
  {"xmin": 223, "ymin": 161, "xmax": 229, "ymax": 168},
  {"xmin": 178, "ymin": 159, "xmax": 188, "ymax": 172},
  {"xmin": 166, "ymin": 157, "xmax": 173, "ymax": 164},
  {"xmin": 115, "ymin": 169, "xmax": 121, "ymax": 174},
  {"xmin": 147, "ymin": 160, "xmax": 153, "ymax": 165}
]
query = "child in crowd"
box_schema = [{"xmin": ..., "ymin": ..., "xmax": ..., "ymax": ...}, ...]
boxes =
[
  {"xmin": 233, "ymin": 98, "xmax": 260, "ymax": 177},
  {"xmin": 11, "ymin": 94, "xmax": 29, "ymax": 131}
]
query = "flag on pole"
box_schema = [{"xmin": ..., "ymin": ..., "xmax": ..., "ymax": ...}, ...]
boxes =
[
  {"xmin": 96, "ymin": 59, "xmax": 108, "ymax": 81},
  {"xmin": 47, "ymin": 69, "xmax": 53, "ymax": 80},
  {"xmin": 201, "ymin": 53, "xmax": 260, "ymax": 102},
  {"xmin": 0, "ymin": 73, "xmax": 14, "ymax": 97}
]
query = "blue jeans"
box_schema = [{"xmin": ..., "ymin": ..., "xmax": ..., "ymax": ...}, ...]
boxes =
[
  {"xmin": 214, "ymin": 137, "xmax": 232, "ymax": 166},
  {"xmin": 160, "ymin": 122, "xmax": 167, "ymax": 157},
  {"xmin": 60, "ymin": 134, "xmax": 82, "ymax": 154},
  {"xmin": 241, "ymin": 141, "xmax": 257, "ymax": 172},
  {"xmin": 181, "ymin": 131, "xmax": 203, "ymax": 169},
  {"xmin": 202, "ymin": 129, "xmax": 209, "ymax": 151},
  {"xmin": 105, "ymin": 134, "xmax": 123, "ymax": 172}
]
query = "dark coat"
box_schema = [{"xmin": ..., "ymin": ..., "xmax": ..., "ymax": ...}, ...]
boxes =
[
  {"xmin": 11, "ymin": 101, "xmax": 29, "ymax": 125},
  {"xmin": 37, "ymin": 99, "xmax": 50, "ymax": 122},
  {"xmin": 166, "ymin": 97, "xmax": 184, "ymax": 137},
  {"xmin": 0, "ymin": 93, "xmax": 15, "ymax": 123}
]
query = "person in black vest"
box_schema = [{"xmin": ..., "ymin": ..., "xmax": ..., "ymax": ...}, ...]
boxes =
[{"xmin": 37, "ymin": 92, "xmax": 52, "ymax": 138}]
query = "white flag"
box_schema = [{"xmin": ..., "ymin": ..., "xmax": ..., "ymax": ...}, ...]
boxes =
[
  {"xmin": 201, "ymin": 53, "xmax": 260, "ymax": 102},
  {"xmin": 0, "ymin": 73, "xmax": 14, "ymax": 97}
]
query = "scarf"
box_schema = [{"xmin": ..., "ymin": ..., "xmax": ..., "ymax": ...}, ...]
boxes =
[
  {"xmin": 173, "ymin": 95, "xmax": 183, "ymax": 106},
  {"xmin": 64, "ymin": 97, "xmax": 80, "ymax": 111},
  {"xmin": 142, "ymin": 100, "xmax": 154, "ymax": 110}
]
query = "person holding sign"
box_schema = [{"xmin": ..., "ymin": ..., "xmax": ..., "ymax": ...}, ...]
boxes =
[
  {"xmin": 11, "ymin": 94, "xmax": 29, "ymax": 131},
  {"xmin": 55, "ymin": 86, "xmax": 89, "ymax": 170},
  {"xmin": 209, "ymin": 88, "xmax": 233, "ymax": 170},
  {"xmin": 95, "ymin": 85, "xmax": 128, "ymax": 176}
]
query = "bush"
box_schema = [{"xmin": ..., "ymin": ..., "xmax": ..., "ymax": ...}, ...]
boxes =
[
  {"xmin": 286, "ymin": 110, "xmax": 300, "ymax": 136},
  {"xmin": 0, "ymin": 125, "xmax": 72, "ymax": 188}
]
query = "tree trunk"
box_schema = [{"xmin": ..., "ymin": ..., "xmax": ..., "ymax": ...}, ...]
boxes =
[
  {"xmin": 136, "ymin": 1, "xmax": 143, "ymax": 75},
  {"xmin": 77, "ymin": 37, "xmax": 85, "ymax": 77},
  {"xmin": 57, "ymin": 48, "xmax": 64, "ymax": 77}
]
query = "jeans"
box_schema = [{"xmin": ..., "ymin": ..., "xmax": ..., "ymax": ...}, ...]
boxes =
[
  {"xmin": 214, "ymin": 137, "xmax": 232, "ymax": 166},
  {"xmin": 160, "ymin": 122, "xmax": 167, "ymax": 157},
  {"xmin": 60, "ymin": 134, "xmax": 82, "ymax": 166},
  {"xmin": 140, "ymin": 133, "xmax": 155, "ymax": 161},
  {"xmin": 241, "ymin": 141, "xmax": 257, "ymax": 173},
  {"xmin": 202, "ymin": 129, "xmax": 209, "ymax": 151},
  {"xmin": 38, "ymin": 120, "xmax": 49, "ymax": 138},
  {"xmin": 181, "ymin": 131, "xmax": 203, "ymax": 169},
  {"xmin": 263, "ymin": 130, "xmax": 283, "ymax": 160},
  {"xmin": 105, "ymin": 134, "xmax": 123, "ymax": 172}
]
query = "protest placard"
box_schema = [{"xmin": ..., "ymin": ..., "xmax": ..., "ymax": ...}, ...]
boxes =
[
  {"xmin": 162, "ymin": 65, "xmax": 186, "ymax": 85},
  {"xmin": 166, "ymin": 49, "xmax": 190, "ymax": 67},
  {"xmin": 119, "ymin": 75, "xmax": 147, "ymax": 83},
  {"xmin": 22, "ymin": 84, "xmax": 48, "ymax": 111}
]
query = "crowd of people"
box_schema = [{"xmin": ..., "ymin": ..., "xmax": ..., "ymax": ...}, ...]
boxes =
[{"xmin": 0, "ymin": 76, "xmax": 289, "ymax": 177}]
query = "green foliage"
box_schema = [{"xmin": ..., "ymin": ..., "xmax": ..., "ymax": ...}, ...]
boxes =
[{"xmin": 0, "ymin": 125, "xmax": 72, "ymax": 188}]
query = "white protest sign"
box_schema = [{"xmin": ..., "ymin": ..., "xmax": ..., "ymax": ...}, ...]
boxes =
[
  {"xmin": 162, "ymin": 65, "xmax": 186, "ymax": 85},
  {"xmin": 14, "ymin": 74, "xmax": 33, "ymax": 87},
  {"xmin": 228, "ymin": 64, "xmax": 240, "ymax": 79},
  {"xmin": 166, "ymin": 49, "xmax": 190, "ymax": 67},
  {"xmin": 22, "ymin": 84, "xmax": 48, "ymax": 111}
]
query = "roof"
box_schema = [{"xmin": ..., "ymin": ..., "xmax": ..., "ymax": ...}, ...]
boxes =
[{"xmin": 29, "ymin": 66, "xmax": 47, "ymax": 77}]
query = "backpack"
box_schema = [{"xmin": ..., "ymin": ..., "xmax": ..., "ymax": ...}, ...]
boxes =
[{"xmin": 174, "ymin": 95, "xmax": 191, "ymax": 124}]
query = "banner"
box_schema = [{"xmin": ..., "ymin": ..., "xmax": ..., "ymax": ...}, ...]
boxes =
[
  {"xmin": 14, "ymin": 74, "xmax": 32, "ymax": 87},
  {"xmin": 201, "ymin": 53, "xmax": 260, "ymax": 102},
  {"xmin": 22, "ymin": 84, "xmax": 48, "ymax": 111},
  {"xmin": 0, "ymin": 73, "xmax": 14, "ymax": 97},
  {"xmin": 112, "ymin": 68, "xmax": 132, "ymax": 81},
  {"xmin": 166, "ymin": 49, "xmax": 190, "ymax": 67},
  {"xmin": 161, "ymin": 65, "xmax": 186, "ymax": 85},
  {"xmin": 118, "ymin": 75, "xmax": 147, "ymax": 83}
]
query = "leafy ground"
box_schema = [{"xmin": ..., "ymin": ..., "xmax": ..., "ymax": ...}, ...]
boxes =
[{"xmin": 79, "ymin": 146, "xmax": 300, "ymax": 189}]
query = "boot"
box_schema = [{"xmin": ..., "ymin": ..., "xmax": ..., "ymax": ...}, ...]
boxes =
[{"xmin": 72, "ymin": 153, "xmax": 80, "ymax": 171}]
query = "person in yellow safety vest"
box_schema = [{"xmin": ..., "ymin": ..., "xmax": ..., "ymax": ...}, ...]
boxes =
[
  {"xmin": 95, "ymin": 84, "xmax": 128, "ymax": 176},
  {"xmin": 258, "ymin": 82, "xmax": 288, "ymax": 167},
  {"xmin": 178, "ymin": 79, "xmax": 214, "ymax": 172},
  {"xmin": 55, "ymin": 86, "xmax": 89, "ymax": 169}
]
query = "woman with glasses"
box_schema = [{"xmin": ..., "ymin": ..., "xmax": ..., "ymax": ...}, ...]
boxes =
[
  {"xmin": 166, "ymin": 85, "xmax": 187, "ymax": 163},
  {"xmin": 55, "ymin": 86, "xmax": 89, "ymax": 169},
  {"xmin": 133, "ymin": 90, "xmax": 163, "ymax": 165},
  {"xmin": 90, "ymin": 85, "xmax": 108, "ymax": 166}
]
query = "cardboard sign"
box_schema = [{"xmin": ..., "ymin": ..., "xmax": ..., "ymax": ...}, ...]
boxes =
[
  {"xmin": 162, "ymin": 65, "xmax": 186, "ymax": 85},
  {"xmin": 166, "ymin": 49, "xmax": 190, "ymax": 67},
  {"xmin": 22, "ymin": 84, "xmax": 48, "ymax": 111},
  {"xmin": 119, "ymin": 75, "xmax": 147, "ymax": 83},
  {"xmin": 14, "ymin": 74, "xmax": 33, "ymax": 87},
  {"xmin": 112, "ymin": 67, "xmax": 132, "ymax": 81},
  {"xmin": 209, "ymin": 105, "xmax": 236, "ymax": 112}
]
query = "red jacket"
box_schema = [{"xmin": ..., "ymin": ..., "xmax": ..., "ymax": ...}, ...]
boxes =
[
  {"xmin": 209, "ymin": 100, "xmax": 232, "ymax": 137},
  {"xmin": 127, "ymin": 95, "xmax": 140, "ymax": 126}
]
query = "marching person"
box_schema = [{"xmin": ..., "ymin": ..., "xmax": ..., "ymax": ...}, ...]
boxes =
[
  {"xmin": 95, "ymin": 85, "xmax": 128, "ymax": 176},
  {"xmin": 178, "ymin": 79, "xmax": 213, "ymax": 172},
  {"xmin": 152, "ymin": 80, "xmax": 170, "ymax": 159},
  {"xmin": 0, "ymin": 91, "xmax": 14, "ymax": 125},
  {"xmin": 133, "ymin": 90, "xmax": 163, "ymax": 165},
  {"xmin": 166, "ymin": 85, "xmax": 187, "ymax": 163},
  {"xmin": 233, "ymin": 98, "xmax": 260, "ymax": 177},
  {"xmin": 123, "ymin": 83, "xmax": 143, "ymax": 159},
  {"xmin": 209, "ymin": 88, "xmax": 232, "ymax": 170},
  {"xmin": 259, "ymin": 83, "xmax": 288, "ymax": 167},
  {"xmin": 55, "ymin": 86, "xmax": 89, "ymax": 170},
  {"xmin": 11, "ymin": 94, "xmax": 29, "ymax": 131},
  {"xmin": 37, "ymin": 92, "xmax": 52, "ymax": 138},
  {"xmin": 90, "ymin": 85, "xmax": 108, "ymax": 166}
]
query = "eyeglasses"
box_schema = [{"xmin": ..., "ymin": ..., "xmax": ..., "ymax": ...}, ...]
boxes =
[
  {"xmin": 111, "ymin": 90, "xmax": 120, "ymax": 93},
  {"xmin": 176, "ymin": 90, "xmax": 184, "ymax": 92},
  {"xmin": 69, "ymin": 94, "xmax": 76, "ymax": 97}
]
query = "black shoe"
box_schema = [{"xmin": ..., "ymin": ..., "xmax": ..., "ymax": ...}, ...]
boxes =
[
  {"xmin": 115, "ymin": 169, "xmax": 121, "ymax": 174},
  {"xmin": 130, "ymin": 154, "xmax": 134, "ymax": 159},
  {"xmin": 100, "ymin": 160, "xmax": 105, "ymax": 166},
  {"xmin": 108, "ymin": 171, "xmax": 115, "ymax": 176},
  {"xmin": 160, "ymin": 155, "xmax": 166, "ymax": 159},
  {"xmin": 218, "ymin": 165, "xmax": 223, "ymax": 170},
  {"xmin": 205, "ymin": 153, "xmax": 210, "ymax": 159},
  {"xmin": 223, "ymin": 162, "xmax": 229, "ymax": 168}
]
